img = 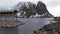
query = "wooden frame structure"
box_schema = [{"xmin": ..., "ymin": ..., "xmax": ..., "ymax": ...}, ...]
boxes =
[{"xmin": 0, "ymin": 10, "xmax": 18, "ymax": 21}]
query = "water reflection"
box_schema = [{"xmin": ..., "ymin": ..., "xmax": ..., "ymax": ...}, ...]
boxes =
[{"xmin": 0, "ymin": 27, "xmax": 19, "ymax": 34}]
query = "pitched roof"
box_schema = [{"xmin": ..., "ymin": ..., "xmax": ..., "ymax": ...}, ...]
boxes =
[{"xmin": 0, "ymin": 10, "xmax": 14, "ymax": 12}]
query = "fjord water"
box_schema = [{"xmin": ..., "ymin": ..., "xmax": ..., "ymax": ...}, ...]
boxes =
[{"xmin": 0, "ymin": 18, "xmax": 54, "ymax": 34}]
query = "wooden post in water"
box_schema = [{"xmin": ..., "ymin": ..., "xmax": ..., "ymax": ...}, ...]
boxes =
[{"xmin": 57, "ymin": 17, "xmax": 60, "ymax": 34}]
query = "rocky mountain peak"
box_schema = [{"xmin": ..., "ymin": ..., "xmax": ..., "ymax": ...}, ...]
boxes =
[{"xmin": 12, "ymin": 1, "xmax": 53, "ymax": 18}]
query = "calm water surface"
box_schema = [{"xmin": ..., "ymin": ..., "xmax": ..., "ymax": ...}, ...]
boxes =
[{"xmin": 0, "ymin": 18, "xmax": 54, "ymax": 34}]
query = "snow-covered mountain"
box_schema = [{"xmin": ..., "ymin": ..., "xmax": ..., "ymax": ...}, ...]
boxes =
[
  {"xmin": 13, "ymin": 2, "xmax": 24, "ymax": 11},
  {"xmin": 12, "ymin": 1, "xmax": 53, "ymax": 18},
  {"xmin": 13, "ymin": 2, "xmax": 36, "ymax": 11}
]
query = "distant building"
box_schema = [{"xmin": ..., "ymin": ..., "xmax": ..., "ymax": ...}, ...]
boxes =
[{"xmin": 0, "ymin": 10, "xmax": 18, "ymax": 21}]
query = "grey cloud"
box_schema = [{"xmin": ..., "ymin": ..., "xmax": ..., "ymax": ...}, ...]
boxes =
[
  {"xmin": 0, "ymin": 0, "xmax": 17, "ymax": 10},
  {"xmin": 46, "ymin": 1, "xmax": 60, "ymax": 7}
]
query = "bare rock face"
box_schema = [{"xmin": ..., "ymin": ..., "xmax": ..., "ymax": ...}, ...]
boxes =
[
  {"xmin": 36, "ymin": 1, "xmax": 48, "ymax": 15},
  {"xmin": 36, "ymin": 1, "xmax": 53, "ymax": 17}
]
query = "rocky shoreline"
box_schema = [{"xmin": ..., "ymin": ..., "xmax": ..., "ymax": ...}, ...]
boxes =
[
  {"xmin": 0, "ymin": 20, "xmax": 24, "ymax": 28},
  {"xmin": 34, "ymin": 23, "xmax": 58, "ymax": 34},
  {"xmin": 33, "ymin": 17, "xmax": 59, "ymax": 34}
]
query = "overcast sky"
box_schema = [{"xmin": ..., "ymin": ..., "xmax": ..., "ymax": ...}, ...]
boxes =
[{"xmin": 0, "ymin": 0, "xmax": 60, "ymax": 17}]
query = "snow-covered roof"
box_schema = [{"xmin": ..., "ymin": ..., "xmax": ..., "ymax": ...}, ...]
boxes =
[{"xmin": 0, "ymin": 10, "xmax": 14, "ymax": 12}]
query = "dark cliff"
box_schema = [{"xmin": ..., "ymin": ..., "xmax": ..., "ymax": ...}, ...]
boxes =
[{"xmin": 36, "ymin": 1, "xmax": 53, "ymax": 17}]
